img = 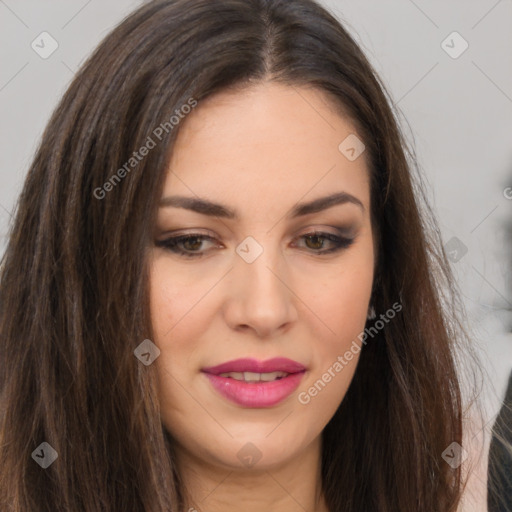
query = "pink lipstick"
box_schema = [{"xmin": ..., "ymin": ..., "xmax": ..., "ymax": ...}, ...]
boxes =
[{"xmin": 201, "ymin": 357, "xmax": 306, "ymax": 408}]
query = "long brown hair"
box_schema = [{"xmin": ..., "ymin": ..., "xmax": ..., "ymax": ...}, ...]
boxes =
[{"xmin": 0, "ymin": 0, "xmax": 488, "ymax": 510}]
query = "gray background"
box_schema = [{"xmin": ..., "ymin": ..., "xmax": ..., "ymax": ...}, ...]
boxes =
[{"xmin": 1, "ymin": 0, "xmax": 511, "ymax": 429}]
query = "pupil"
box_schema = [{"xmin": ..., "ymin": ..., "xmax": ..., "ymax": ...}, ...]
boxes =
[
  {"xmin": 184, "ymin": 236, "xmax": 202, "ymax": 250},
  {"xmin": 306, "ymin": 235, "xmax": 323, "ymax": 250}
]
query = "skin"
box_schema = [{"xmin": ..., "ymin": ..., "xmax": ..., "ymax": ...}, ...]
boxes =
[{"xmin": 148, "ymin": 82, "xmax": 375, "ymax": 512}]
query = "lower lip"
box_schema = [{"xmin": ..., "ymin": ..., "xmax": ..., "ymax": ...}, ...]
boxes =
[{"xmin": 203, "ymin": 371, "xmax": 305, "ymax": 407}]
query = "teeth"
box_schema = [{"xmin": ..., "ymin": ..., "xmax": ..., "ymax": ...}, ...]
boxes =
[
  {"xmin": 219, "ymin": 371, "xmax": 244, "ymax": 380},
  {"xmin": 258, "ymin": 371, "xmax": 288, "ymax": 382},
  {"xmin": 218, "ymin": 371, "xmax": 289, "ymax": 382},
  {"xmin": 244, "ymin": 371, "xmax": 263, "ymax": 382}
]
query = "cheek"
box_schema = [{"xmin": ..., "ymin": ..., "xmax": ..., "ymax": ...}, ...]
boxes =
[
  {"xmin": 148, "ymin": 260, "xmax": 209, "ymax": 424},
  {"xmin": 332, "ymin": 275, "xmax": 371, "ymax": 337},
  {"xmin": 306, "ymin": 254, "xmax": 374, "ymax": 344},
  {"xmin": 296, "ymin": 270, "xmax": 370, "ymax": 418},
  {"xmin": 149, "ymin": 272, "xmax": 180, "ymax": 340},
  {"xmin": 148, "ymin": 258, "xmax": 216, "ymax": 341},
  {"xmin": 299, "ymin": 250, "xmax": 373, "ymax": 401},
  {"xmin": 148, "ymin": 259, "xmax": 210, "ymax": 387}
]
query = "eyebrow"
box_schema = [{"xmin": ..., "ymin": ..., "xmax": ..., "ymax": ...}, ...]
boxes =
[{"xmin": 159, "ymin": 191, "xmax": 364, "ymax": 219}]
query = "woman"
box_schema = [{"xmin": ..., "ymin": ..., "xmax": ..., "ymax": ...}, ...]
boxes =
[{"xmin": 0, "ymin": 0, "xmax": 499, "ymax": 510}]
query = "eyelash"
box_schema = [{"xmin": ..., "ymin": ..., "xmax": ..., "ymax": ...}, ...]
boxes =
[{"xmin": 155, "ymin": 231, "xmax": 355, "ymax": 258}]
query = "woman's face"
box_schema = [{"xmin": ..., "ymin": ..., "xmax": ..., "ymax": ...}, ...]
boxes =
[{"xmin": 148, "ymin": 82, "xmax": 374, "ymax": 471}]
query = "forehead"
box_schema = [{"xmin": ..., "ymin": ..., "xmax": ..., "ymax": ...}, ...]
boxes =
[{"xmin": 163, "ymin": 82, "xmax": 370, "ymax": 214}]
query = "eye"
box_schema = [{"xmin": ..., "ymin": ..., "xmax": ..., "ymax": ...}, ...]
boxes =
[
  {"xmin": 292, "ymin": 231, "xmax": 355, "ymax": 254},
  {"xmin": 155, "ymin": 230, "xmax": 354, "ymax": 258},
  {"xmin": 155, "ymin": 234, "xmax": 219, "ymax": 258}
]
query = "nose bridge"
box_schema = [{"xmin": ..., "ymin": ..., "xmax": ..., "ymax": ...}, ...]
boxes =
[
  {"xmin": 236, "ymin": 233, "xmax": 285, "ymax": 299},
  {"xmin": 225, "ymin": 233, "xmax": 297, "ymax": 335}
]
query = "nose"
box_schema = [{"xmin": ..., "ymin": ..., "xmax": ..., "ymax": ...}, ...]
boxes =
[{"xmin": 222, "ymin": 238, "xmax": 298, "ymax": 338}]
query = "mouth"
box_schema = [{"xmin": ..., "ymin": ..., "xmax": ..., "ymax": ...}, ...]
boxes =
[
  {"xmin": 215, "ymin": 370, "xmax": 291, "ymax": 383},
  {"xmin": 201, "ymin": 357, "xmax": 307, "ymax": 407},
  {"xmin": 201, "ymin": 357, "xmax": 306, "ymax": 376}
]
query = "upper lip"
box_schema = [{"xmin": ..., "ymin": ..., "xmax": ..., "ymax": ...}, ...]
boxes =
[{"xmin": 202, "ymin": 357, "xmax": 306, "ymax": 375}]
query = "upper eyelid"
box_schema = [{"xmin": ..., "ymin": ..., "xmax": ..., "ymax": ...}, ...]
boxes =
[
  {"xmin": 157, "ymin": 229, "xmax": 354, "ymax": 249},
  {"xmin": 157, "ymin": 224, "xmax": 356, "ymax": 239}
]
